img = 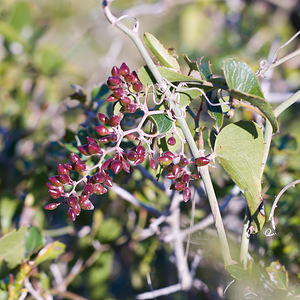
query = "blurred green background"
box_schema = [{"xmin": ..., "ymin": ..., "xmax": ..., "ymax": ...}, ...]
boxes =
[{"xmin": 0, "ymin": 0, "xmax": 299, "ymax": 299}]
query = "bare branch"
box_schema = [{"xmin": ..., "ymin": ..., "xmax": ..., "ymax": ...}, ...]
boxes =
[
  {"xmin": 265, "ymin": 179, "xmax": 300, "ymax": 236},
  {"xmin": 24, "ymin": 279, "xmax": 44, "ymax": 300},
  {"xmin": 136, "ymin": 283, "xmax": 182, "ymax": 300},
  {"xmin": 110, "ymin": 183, "xmax": 163, "ymax": 217}
]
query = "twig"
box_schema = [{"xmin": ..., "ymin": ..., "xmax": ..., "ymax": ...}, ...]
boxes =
[
  {"xmin": 256, "ymin": 30, "xmax": 300, "ymax": 77},
  {"xmin": 265, "ymin": 179, "xmax": 300, "ymax": 236},
  {"xmin": 24, "ymin": 279, "xmax": 44, "ymax": 300},
  {"xmin": 110, "ymin": 183, "xmax": 163, "ymax": 217},
  {"xmin": 168, "ymin": 193, "xmax": 193, "ymax": 290},
  {"xmin": 136, "ymin": 283, "xmax": 182, "ymax": 300}
]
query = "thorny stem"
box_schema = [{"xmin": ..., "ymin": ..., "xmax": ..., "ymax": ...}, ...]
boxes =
[{"xmin": 102, "ymin": 0, "xmax": 233, "ymax": 267}]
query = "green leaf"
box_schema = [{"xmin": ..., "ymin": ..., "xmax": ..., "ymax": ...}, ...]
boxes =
[
  {"xmin": 226, "ymin": 264, "xmax": 247, "ymax": 280},
  {"xmin": 0, "ymin": 227, "xmax": 27, "ymax": 268},
  {"xmin": 223, "ymin": 59, "xmax": 278, "ymax": 132},
  {"xmin": 214, "ymin": 121, "xmax": 265, "ymax": 232},
  {"xmin": 25, "ymin": 226, "xmax": 44, "ymax": 256},
  {"xmin": 144, "ymin": 32, "xmax": 180, "ymax": 71},
  {"xmin": 198, "ymin": 60, "xmax": 213, "ymax": 80},
  {"xmin": 266, "ymin": 261, "xmax": 288, "ymax": 290},
  {"xmin": 0, "ymin": 21, "xmax": 29, "ymax": 50},
  {"xmin": 34, "ymin": 46, "xmax": 64, "ymax": 76},
  {"xmin": 96, "ymin": 219, "xmax": 122, "ymax": 243},
  {"xmin": 9, "ymin": 1, "xmax": 32, "ymax": 32},
  {"xmin": 137, "ymin": 66, "xmax": 214, "ymax": 92},
  {"xmin": 35, "ymin": 241, "xmax": 65, "ymax": 266},
  {"xmin": 0, "ymin": 196, "xmax": 18, "ymax": 234},
  {"xmin": 149, "ymin": 114, "xmax": 173, "ymax": 134},
  {"xmin": 206, "ymin": 91, "xmax": 224, "ymax": 132}
]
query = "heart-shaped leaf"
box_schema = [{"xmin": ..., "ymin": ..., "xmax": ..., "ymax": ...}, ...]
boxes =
[
  {"xmin": 223, "ymin": 59, "xmax": 278, "ymax": 133},
  {"xmin": 214, "ymin": 121, "xmax": 265, "ymax": 232}
]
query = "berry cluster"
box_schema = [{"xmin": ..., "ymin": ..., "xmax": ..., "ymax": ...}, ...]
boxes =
[
  {"xmin": 157, "ymin": 152, "xmax": 209, "ymax": 202},
  {"xmin": 45, "ymin": 63, "xmax": 211, "ymax": 221},
  {"xmin": 106, "ymin": 63, "xmax": 143, "ymax": 114}
]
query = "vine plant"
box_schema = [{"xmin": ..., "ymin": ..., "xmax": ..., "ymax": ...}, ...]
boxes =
[{"xmin": 45, "ymin": 0, "xmax": 300, "ymax": 297}]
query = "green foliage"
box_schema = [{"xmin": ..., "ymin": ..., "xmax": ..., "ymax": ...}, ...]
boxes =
[
  {"xmin": 223, "ymin": 59, "xmax": 279, "ymax": 132},
  {"xmin": 214, "ymin": 121, "xmax": 265, "ymax": 232},
  {"xmin": 144, "ymin": 32, "xmax": 180, "ymax": 70},
  {"xmin": 0, "ymin": 227, "xmax": 27, "ymax": 268}
]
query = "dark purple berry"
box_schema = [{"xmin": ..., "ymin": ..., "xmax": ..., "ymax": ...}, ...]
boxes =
[
  {"xmin": 98, "ymin": 113, "xmax": 108, "ymax": 123},
  {"xmin": 120, "ymin": 63, "xmax": 130, "ymax": 76},
  {"xmin": 95, "ymin": 125, "xmax": 109, "ymax": 136},
  {"xmin": 58, "ymin": 163, "xmax": 69, "ymax": 176},
  {"xmin": 126, "ymin": 103, "xmax": 137, "ymax": 113},
  {"xmin": 49, "ymin": 176, "xmax": 62, "ymax": 187},
  {"xmin": 157, "ymin": 155, "xmax": 173, "ymax": 166},
  {"xmin": 121, "ymin": 97, "xmax": 131, "ymax": 106},
  {"xmin": 167, "ymin": 136, "xmax": 176, "ymax": 146},
  {"xmin": 74, "ymin": 161, "xmax": 86, "ymax": 172},
  {"xmin": 183, "ymin": 187, "xmax": 191, "ymax": 202},
  {"xmin": 127, "ymin": 151, "xmax": 138, "ymax": 162},
  {"xmin": 107, "ymin": 95, "xmax": 118, "ymax": 102},
  {"xmin": 109, "ymin": 115, "xmax": 120, "ymax": 127},
  {"xmin": 93, "ymin": 183, "xmax": 108, "ymax": 195},
  {"xmin": 45, "ymin": 202, "xmax": 61, "ymax": 210},
  {"xmin": 104, "ymin": 174, "xmax": 113, "ymax": 187},
  {"xmin": 93, "ymin": 172, "xmax": 105, "ymax": 183},
  {"xmin": 150, "ymin": 158, "xmax": 156, "ymax": 170},
  {"xmin": 68, "ymin": 208, "xmax": 76, "ymax": 221},
  {"xmin": 133, "ymin": 81, "xmax": 143, "ymax": 93},
  {"xmin": 107, "ymin": 76, "xmax": 122, "ymax": 86},
  {"xmin": 67, "ymin": 194, "xmax": 78, "ymax": 207},
  {"xmin": 122, "ymin": 160, "xmax": 130, "ymax": 173},
  {"xmin": 78, "ymin": 145, "xmax": 89, "ymax": 156},
  {"xmin": 84, "ymin": 184, "xmax": 94, "ymax": 195},
  {"xmin": 195, "ymin": 157, "xmax": 210, "ymax": 166},
  {"xmin": 111, "ymin": 66, "xmax": 120, "ymax": 76},
  {"xmin": 49, "ymin": 189, "xmax": 61, "ymax": 199},
  {"xmin": 113, "ymin": 88, "xmax": 124, "ymax": 99},
  {"xmin": 102, "ymin": 158, "xmax": 113, "ymax": 170},
  {"xmin": 111, "ymin": 160, "xmax": 122, "ymax": 174}
]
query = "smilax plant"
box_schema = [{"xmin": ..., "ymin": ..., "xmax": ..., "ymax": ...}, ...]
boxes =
[{"xmin": 45, "ymin": 0, "xmax": 300, "ymax": 298}]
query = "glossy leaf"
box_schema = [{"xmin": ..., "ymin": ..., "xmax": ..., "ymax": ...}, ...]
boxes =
[
  {"xmin": 214, "ymin": 121, "xmax": 265, "ymax": 232},
  {"xmin": 223, "ymin": 59, "xmax": 278, "ymax": 132},
  {"xmin": 144, "ymin": 32, "xmax": 180, "ymax": 71},
  {"xmin": 0, "ymin": 227, "xmax": 27, "ymax": 268},
  {"xmin": 149, "ymin": 114, "xmax": 173, "ymax": 134}
]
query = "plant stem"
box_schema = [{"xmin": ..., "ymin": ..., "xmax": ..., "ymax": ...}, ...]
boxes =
[
  {"xmin": 240, "ymin": 210, "xmax": 250, "ymax": 270},
  {"xmin": 102, "ymin": 0, "xmax": 233, "ymax": 266}
]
